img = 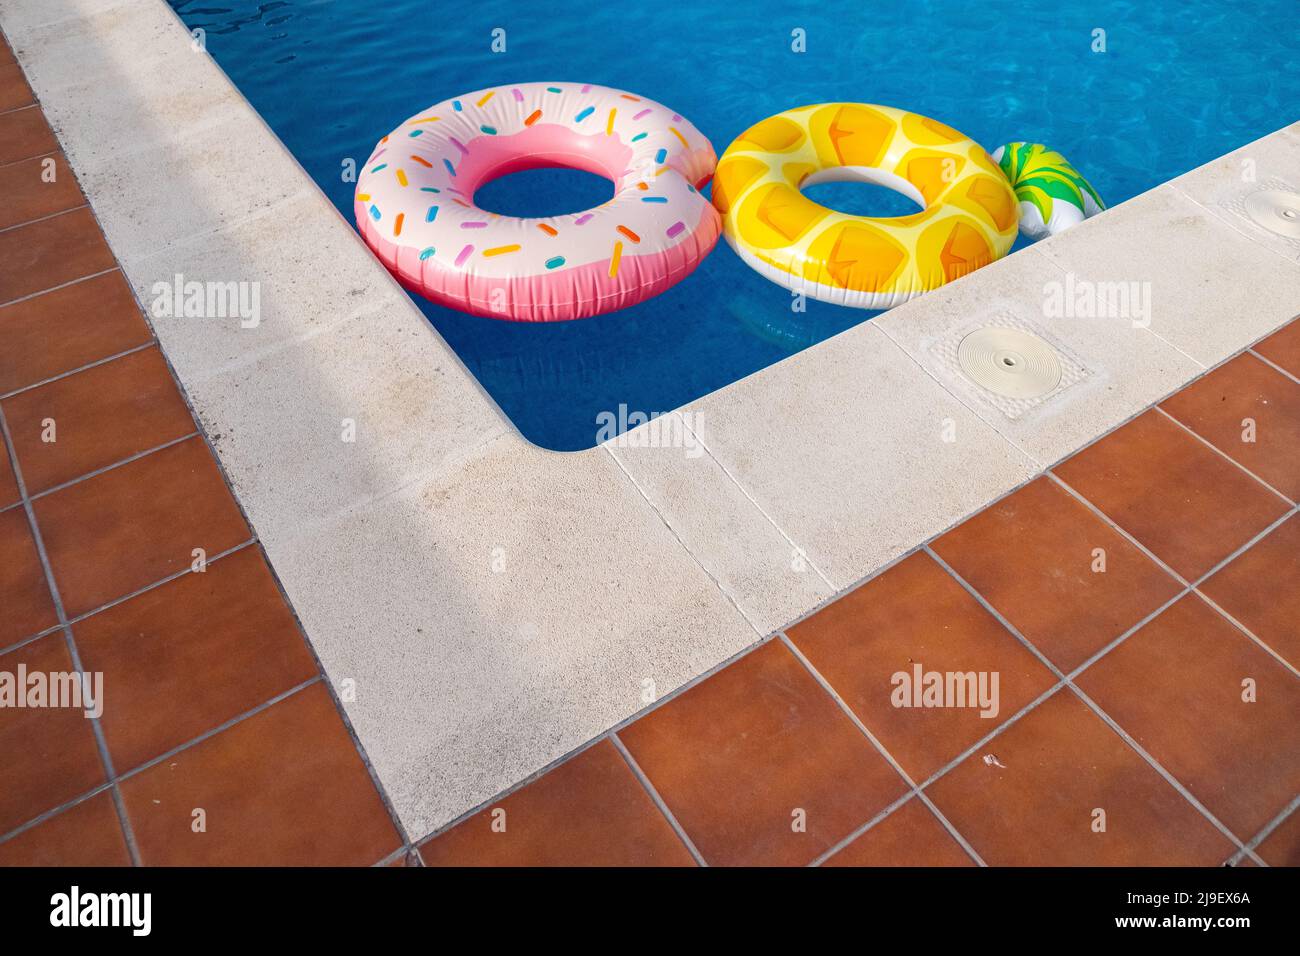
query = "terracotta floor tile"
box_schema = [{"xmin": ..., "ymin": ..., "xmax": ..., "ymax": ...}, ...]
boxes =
[
  {"xmin": 0, "ymin": 445, "xmax": 18, "ymax": 508},
  {"xmin": 0, "ymin": 634, "xmax": 106, "ymax": 834},
  {"xmin": 0, "ymin": 106, "xmax": 58, "ymax": 165},
  {"xmin": 0, "ymin": 271, "xmax": 152, "ymax": 393},
  {"xmin": 74, "ymin": 545, "xmax": 319, "ymax": 772},
  {"xmin": 33, "ymin": 436, "xmax": 250, "ymax": 617},
  {"xmin": 1161, "ymin": 354, "xmax": 1300, "ymax": 500},
  {"xmin": 932, "ymin": 477, "xmax": 1183, "ymax": 670},
  {"xmin": 926, "ymin": 689, "xmax": 1233, "ymax": 865},
  {"xmin": 618, "ymin": 640, "xmax": 907, "ymax": 866},
  {"xmin": 1053, "ymin": 410, "xmax": 1290, "ymax": 581},
  {"xmin": 0, "ymin": 207, "xmax": 116, "ymax": 304},
  {"xmin": 1076, "ymin": 594, "xmax": 1300, "ymax": 838},
  {"xmin": 822, "ymin": 798, "xmax": 974, "ymax": 867},
  {"xmin": 419, "ymin": 739, "xmax": 695, "ymax": 866},
  {"xmin": 0, "ymin": 61, "xmax": 35, "ymax": 112},
  {"xmin": 120, "ymin": 682, "xmax": 399, "ymax": 865},
  {"xmin": 0, "ymin": 792, "xmax": 130, "ymax": 866},
  {"xmin": 1255, "ymin": 318, "xmax": 1300, "ymax": 378},
  {"xmin": 1255, "ymin": 808, "xmax": 1300, "ymax": 867},
  {"xmin": 788, "ymin": 552, "xmax": 1056, "ymax": 781},
  {"xmin": 4, "ymin": 346, "xmax": 196, "ymax": 494},
  {"xmin": 0, "ymin": 505, "xmax": 57, "ymax": 645},
  {"xmin": 0, "ymin": 151, "xmax": 84, "ymax": 230},
  {"xmin": 1200, "ymin": 516, "xmax": 1300, "ymax": 667}
]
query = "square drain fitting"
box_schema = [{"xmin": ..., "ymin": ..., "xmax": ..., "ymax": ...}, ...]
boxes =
[
  {"xmin": 929, "ymin": 311, "xmax": 1090, "ymax": 421},
  {"xmin": 1217, "ymin": 176, "xmax": 1300, "ymax": 258}
]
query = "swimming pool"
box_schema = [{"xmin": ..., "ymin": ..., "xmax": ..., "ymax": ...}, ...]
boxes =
[{"xmin": 168, "ymin": 0, "xmax": 1300, "ymax": 450}]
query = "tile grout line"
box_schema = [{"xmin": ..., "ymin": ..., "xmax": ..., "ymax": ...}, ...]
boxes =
[
  {"xmin": 1193, "ymin": 586, "xmax": 1300, "ymax": 680},
  {"xmin": 770, "ymin": 471, "xmax": 1047, "ymax": 637},
  {"xmin": 1, "ymin": 39, "xmax": 319, "ymax": 265},
  {"xmin": 246, "ymin": 537, "xmax": 415, "ymax": 853},
  {"xmin": 1062, "ymin": 591, "xmax": 1199, "ymax": 682},
  {"xmin": 66, "ymin": 538, "xmax": 255, "ymax": 626},
  {"xmin": 38, "ymin": 61, "xmax": 1279, "ymax": 868},
  {"xmin": 958, "ymin": 501, "xmax": 1297, "ymax": 688},
  {"xmin": 0, "ymin": 676, "xmax": 322, "ymax": 847},
  {"xmin": 407, "ymin": 437, "xmax": 1296, "ymax": 863},
  {"xmin": 23, "ymin": 431, "xmax": 201, "ymax": 502},
  {"xmin": 799, "ymin": 678, "xmax": 1077, "ymax": 864},
  {"xmin": 1168, "ymin": 180, "xmax": 1300, "ymax": 274},
  {"xmin": 1, "ymin": 540, "xmax": 261, "ymax": 660},
  {"xmin": 0, "ymin": 265, "xmax": 120, "ymax": 311},
  {"xmin": 43, "ymin": 71, "xmax": 417, "ymax": 859},
  {"xmin": 1045, "ymin": 472, "xmax": 1193, "ymax": 587},
  {"xmin": 874, "ymin": 311, "xmax": 1043, "ymax": 466},
  {"xmin": 932, "ymin": 521, "xmax": 1287, "ymax": 849},
  {"xmin": 410, "ymin": 635, "xmax": 786, "ymax": 848},
  {"xmin": 925, "ymin": 545, "xmax": 1091, "ymax": 685},
  {"xmin": 1024, "ymin": 313, "xmax": 1300, "ymax": 476},
  {"xmin": 1, "ymin": 71, "xmax": 414, "ymax": 860},
  {"xmin": 152, "ymin": 274, "xmax": 417, "ymax": 394},
  {"xmin": 1248, "ymin": 347, "xmax": 1300, "ymax": 386},
  {"xmin": 476, "ymin": 281, "xmax": 1290, "ymax": 863},
  {"xmin": 25, "ymin": 11, "xmax": 1294, "ymax": 868},
  {"xmin": 0, "ymin": 781, "xmax": 119, "ymax": 849},
  {"xmin": 0, "ymin": 200, "xmax": 89, "ymax": 235},
  {"xmin": 0, "ymin": 621, "xmax": 64, "ymax": 659},
  {"xmin": 927, "ymin": 546, "xmax": 1255, "ymax": 857},
  {"xmin": 153, "ymin": 386, "xmax": 417, "ymax": 855},
  {"xmin": 96, "ymin": 203, "xmax": 423, "ymax": 856},
  {"xmin": 1228, "ymin": 793, "xmax": 1300, "ymax": 866},
  {"xmin": 1153, "ymin": 405, "xmax": 1297, "ymax": 507},
  {"xmin": 910, "ymin": 682, "xmax": 1068, "ymax": 793},
  {"xmin": 412, "ymin": 729, "xmax": 619, "ymax": 856},
  {"xmin": 0, "ymin": 146, "xmax": 62, "ymax": 170},
  {"xmin": 1050, "ymin": 467, "xmax": 1300, "ymax": 674},
  {"xmin": 0, "ymin": 340, "xmax": 158, "ymax": 402},
  {"xmin": 0, "ymin": 403, "xmax": 142, "ymax": 865},
  {"xmin": 10, "ymin": 5, "xmax": 1289, "ymax": 868},
  {"xmin": 778, "ymin": 633, "xmax": 988, "ymax": 867},
  {"xmin": 0, "ymin": 102, "xmax": 38, "ymax": 119},
  {"xmin": 675, "ymin": 416, "xmax": 837, "ymax": 592},
  {"xmin": 609, "ymin": 731, "xmax": 709, "ymax": 866},
  {"xmin": 760, "ymin": 312, "xmax": 1291, "ymax": 646},
  {"xmin": 125, "ymin": 177, "xmax": 316, "ymax": 262},
  {"xmin": 1137, "ymin": 321, "xmax": 1210, "ymax": 372},
  {"xmin": 604, "ymin": 443, "xmax": 765, "ymax": 637},
  {"xmin": 395, "ymin": 353, "xmax": 1300, "ymax": 868},
  {"xmin": 1036, "ymin": 207, "xmax": 1214, "ymax": 374},
  {"xmin": 400, "ymin": 312, "xmax": 1300, "ymax": 862},
  {"xmin": 810, "ymin": 791, "xmax": 924, "ymax": 866},
  {"xmin": 1070, "ymin": 684, "xmax": 1264, "ymax": 866},
  {"xmin": 86, "ymin": 678, "xmax": 321, "ymax": 786},
  {"xmin": 373, "ymin": 845, "xmax": 420, "ymax": 868}
]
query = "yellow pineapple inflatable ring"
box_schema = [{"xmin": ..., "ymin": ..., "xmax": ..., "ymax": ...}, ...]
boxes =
[{"xmin": 712, "ymin": 103, "xmax": 1020, "ymax": 308}]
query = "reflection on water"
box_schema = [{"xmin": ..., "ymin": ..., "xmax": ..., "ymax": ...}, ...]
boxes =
[{"xmin": 169, "ymin": 0, "xmax": 1300, "ymax": 449}]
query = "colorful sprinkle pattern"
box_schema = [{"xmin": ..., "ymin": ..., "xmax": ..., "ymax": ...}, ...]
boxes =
[{"xmin": 355, "ymin": 82, "xmax": 719, "ymax": 320}]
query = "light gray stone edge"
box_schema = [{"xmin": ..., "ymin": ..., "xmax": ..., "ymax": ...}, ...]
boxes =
[{"xmin": 5, "ymin": 0, "xmax": 1297, "ymax": 838}]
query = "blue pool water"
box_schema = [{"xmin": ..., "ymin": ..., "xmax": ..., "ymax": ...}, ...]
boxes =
[{"xmin": 169, "ymin": 0, "xmax": 1299, "ymax": 450}]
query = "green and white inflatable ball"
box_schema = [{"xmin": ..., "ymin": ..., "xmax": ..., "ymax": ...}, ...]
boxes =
[{"xmin": 992, "ymin": 142, "xmax": 1105, "ymax": 241}]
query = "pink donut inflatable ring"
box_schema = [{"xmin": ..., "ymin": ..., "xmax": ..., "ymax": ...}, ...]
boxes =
[{"xmin": 354, "ymin": 82, "xmax": 722, "ymax": 322}]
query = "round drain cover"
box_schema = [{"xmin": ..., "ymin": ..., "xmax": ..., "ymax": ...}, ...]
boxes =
[
  {"xmin": 957, "ymin": 327, "xmax": 1063, "ymax": 399},
  {"xmin": 1244, "ymin": 189, "xmax": 1300, "ymax": 239}
]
